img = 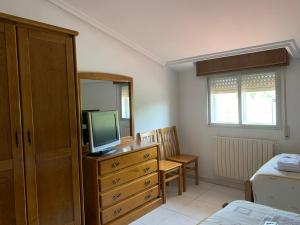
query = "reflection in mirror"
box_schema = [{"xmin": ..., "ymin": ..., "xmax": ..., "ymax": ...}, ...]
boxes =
[
  {"xmin": 80, "ymin": 79, "xmax": 131, "ymax": 138},
  {"xmin": 120, "ymin": 85, "xmax": 130, "ymax": 119}
]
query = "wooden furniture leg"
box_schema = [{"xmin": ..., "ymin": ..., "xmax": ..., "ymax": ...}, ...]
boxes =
[
  {"xmin": 161, "ymin": 172, "xmax": 167, "ymax": 204},
  {"xmin": 244, "ymin": 180, "xmax": 254, "ymax": 202},
  {"xmin": 178, "ymin": 167, "xmax": 183, "ymax": 195},
  {"xmin": 182, "ymin": 164, "xmax": 186, "ymax": 192},
  {"xmin": 195, "ymin": 159, "xmax": 199, "ymax": 185},
  {"xmin": 158, "ymin": 160, "xmax": 183, "ymax": 204}
]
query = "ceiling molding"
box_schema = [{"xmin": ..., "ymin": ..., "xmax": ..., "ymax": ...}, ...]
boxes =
[
  {"xmin": 47, "ymin": 0, "xmax": 165, "ymax": 65},
  {"xmin": 166, "ymin": 39, "xmax": 300, "ymax": 66}
]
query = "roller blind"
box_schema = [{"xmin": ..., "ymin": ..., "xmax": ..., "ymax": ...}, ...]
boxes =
[
  {"xmin": 209, "ymin": 76, "xmax": 238, "ymax": 94},
  {"xmin": 241, "ymin": 72, "xmax": 276, "ymax": 92}
]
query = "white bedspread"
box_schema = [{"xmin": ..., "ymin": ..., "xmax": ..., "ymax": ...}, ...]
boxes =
[
  {"xmin": 199, "ymin": 200, "xmax": 300, "ymax": 225},
  {"xmin": 250, "ymin": 153, "xmax": 300, "ymax": 213}
]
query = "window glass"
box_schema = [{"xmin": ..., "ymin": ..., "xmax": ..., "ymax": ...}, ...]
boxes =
[
  {"xmin": 241, "ymin": 73, "xmax": 276, "ymax": 125},
  {"xmin": 209, "ymin": 76, "xmax": 239, "ymax": 124}
]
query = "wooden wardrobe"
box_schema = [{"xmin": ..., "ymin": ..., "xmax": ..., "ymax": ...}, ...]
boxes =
[{"xmin": 0, "ymin": 13, "xmax": 81, "ymax": 225}]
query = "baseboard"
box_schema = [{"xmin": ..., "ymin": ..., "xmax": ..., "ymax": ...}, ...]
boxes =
[
  {"xmin": 187, "ymin": 174, "xmax": 244, "ymax": 190},
  {"xmin": 200, "ymin": 177, "xmax": 244, "ymax": 190}
]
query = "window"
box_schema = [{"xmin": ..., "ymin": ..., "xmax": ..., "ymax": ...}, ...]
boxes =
[
  {"xmin": 208, "ymin": 68, "xmax": 281, "ymax": 127},
  {"xmin": 209, "ymin": 76, "xmax": 239, "ymax": 124},
  {"xmin": 121, "ymin": 85, "xmax": 130, "ymax": 119}
]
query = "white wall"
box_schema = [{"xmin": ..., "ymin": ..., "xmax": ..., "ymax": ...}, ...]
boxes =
[
  {"xmin": 0, "ymin": 0, "xmax": 179, "ymax": 134},
  {"xmin": 178, "ymin": 59, "xmax": 300, "ymax": 180}
]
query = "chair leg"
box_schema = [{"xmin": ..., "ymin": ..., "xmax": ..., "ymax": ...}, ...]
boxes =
[
  {"xmin": 182, "ymin": 164, "xmax": 186, "ymax": 192},
  {"xmin": 178, "ymin": 166, "xmax": 183, "ymax": 195},
  {"xmin": 195, "ymin": 159, "xmax": 199, "ymax": 185},
  {"xmin": 161, "ymin": 172, "xmax": 167, "ymax": 204}
]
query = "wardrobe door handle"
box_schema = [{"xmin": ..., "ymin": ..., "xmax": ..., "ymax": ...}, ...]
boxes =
[
  {"xmin": 15, "ymin": 132, "xmax": 19, "ymax": 148},
  {"xmin": 27, "ymin": 130, "xmax": 32, "ymax": 145}
]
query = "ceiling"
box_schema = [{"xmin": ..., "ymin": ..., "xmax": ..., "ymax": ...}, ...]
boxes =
[{"xmin": 53, "ymin": 0, "xmax": 300, "ymax": 65}]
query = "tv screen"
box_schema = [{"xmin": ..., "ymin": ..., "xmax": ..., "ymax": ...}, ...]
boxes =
[
  {"xmin": 88, "ymin": 111, "xmax": 120, "ymax": 155},
  {"xmin": 92, "ymin": 112, "xmax": 119, "ymax": 146}
]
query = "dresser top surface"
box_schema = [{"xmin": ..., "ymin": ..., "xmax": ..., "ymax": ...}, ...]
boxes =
[{"xmin": 84, "ymin": 141, "xmax": 159, "ymax": 161}]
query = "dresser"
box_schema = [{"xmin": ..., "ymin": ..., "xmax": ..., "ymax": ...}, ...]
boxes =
[{"xmin": 83, "ymin": 142, "xmax": 162, "ymax": 225}]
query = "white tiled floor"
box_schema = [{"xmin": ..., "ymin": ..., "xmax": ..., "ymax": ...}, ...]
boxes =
[{"xmin": 130, "ymin": 178, "xmax": 244, "ymax": 225}]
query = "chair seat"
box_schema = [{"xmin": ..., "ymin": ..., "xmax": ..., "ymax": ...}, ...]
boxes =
[
  {"xmin": 159, "ymin": 160, "xmax": 182, "ymax": 172},
  {"xmin": 168, "ymin": 154, "xmax": 198, "ymax": 164}
]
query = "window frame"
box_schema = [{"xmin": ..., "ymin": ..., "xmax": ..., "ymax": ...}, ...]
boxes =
[{"xmin": 207, "ymin": 67, "xmax": 282, "ymax": 129}]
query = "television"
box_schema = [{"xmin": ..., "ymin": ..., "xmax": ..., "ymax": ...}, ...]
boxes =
[{"xmin": 86, "ymin": 110, "xmax": 120, "ymax": 155}]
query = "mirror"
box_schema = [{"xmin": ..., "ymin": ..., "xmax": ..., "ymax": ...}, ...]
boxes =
[{"xmin": 78, "ymin": 72, "xmax": 134, "ymax": 144}]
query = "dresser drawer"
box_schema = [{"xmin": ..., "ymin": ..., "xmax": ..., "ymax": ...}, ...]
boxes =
[
  {"xmin": 99, "ymin": 160, "xmax": 158, "ymax": 192},
  {"xmin": 100, "ymin": 172, "xmax": 158, "ymax": 208},
  {"xmin": 98, "ymin": 147, "xmax": 157, "ymax": 175},
  {"xmin": 101, "ymin": 185, "xmax": 159, "ymax": 224}
]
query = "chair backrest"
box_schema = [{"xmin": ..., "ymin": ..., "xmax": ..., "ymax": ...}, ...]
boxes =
[
  {"xmin": 137, "ymin": 130, "xmax": 166, "ymax": 160},
  {"xmin": 157, "ymin": 126, "xmax": 180, "ymax": 158},
  {"xmin": 137, "ymin": 130, "xmax": 158, "ymax": 143}
]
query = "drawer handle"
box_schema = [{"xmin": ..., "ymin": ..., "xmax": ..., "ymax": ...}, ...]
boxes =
[
  {"xmin": 113, "ymin": 193, "xmax": 122, "ymax": 201},
  {"xmin": 112, "ymin": 161, "xmax": 120, "ymax": 168},
  {"xmin": 143, "ymin": 167, "xmax": 150, "ymax": 173},
  {"xmin": 144, "ymin": 180, "xmax": 151, "ymax": 186},
  {"xmin": 112, "ymin": 178, "xmax": 120, "ymax": 185},
  {"xmin": 143, "ymin": 153, "xmax": 150, "ymax": 159},
  {"xmin": 114, "ymin": 208, "xmax": 122, "ymax": 216},
  {"xmin": 144, "ymin": 194, "xmax": 151, "ymax": 201}
]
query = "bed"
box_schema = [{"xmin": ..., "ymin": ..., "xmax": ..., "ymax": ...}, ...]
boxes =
[
  {"xmin": 245, "ymin": 153, "xmax": 300, "ymax": 213},
  {"xmin": 198, "ymin": 200, "xmax": 300, "ymax": 225}
]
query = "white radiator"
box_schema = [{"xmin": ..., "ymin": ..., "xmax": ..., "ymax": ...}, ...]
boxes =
[{"xmin": 214, "ymin": 136, "xmax": 274, "ymax": 181}]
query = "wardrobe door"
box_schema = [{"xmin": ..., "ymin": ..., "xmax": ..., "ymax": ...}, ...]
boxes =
[
  {"xmin": 17, "ymin": 27, "xmax": 81, "ymax": 225},
  {"xmin": 0, "ymin": 22, "xmax": 27, "ymax": 225}
]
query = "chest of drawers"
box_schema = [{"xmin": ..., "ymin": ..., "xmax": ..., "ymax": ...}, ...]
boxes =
[{"xmin": 83, "ymin": 142, "xmax": 162, "ymax": 225}]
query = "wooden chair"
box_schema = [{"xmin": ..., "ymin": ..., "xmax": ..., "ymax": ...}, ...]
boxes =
[
  {"xmin": 137, "ymin": 131, "xmax": 183, "ymax": 203},
  {"xmin": 137, "ymin": 130, "xmax": 158, "ymax": 144},
  {"xmin": 157, "ymin": 126, "xmax": 199, "ymax": 192}
]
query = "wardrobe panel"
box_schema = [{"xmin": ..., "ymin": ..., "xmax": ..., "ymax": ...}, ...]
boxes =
[
  {"xmin": 0, "ymin": 31, "xmax": 12, "ymax": 161},
  {"xmin": 29, "ymin": 33, "xmax": 70, "ymax": 152},
  {"xmin": 37, "ymin": 157, "xmax": 74, "ymax": 225},
  {"xmin": 0, "ymin": 21, "xmax": 27, "ymax": 225},
  {"xmin": 0, "ymin": 170, "xmax": 15, "ymax": 224},
  {"xmin": 18, "ymin": 27, "xmax": 81, "ymax": 225}
]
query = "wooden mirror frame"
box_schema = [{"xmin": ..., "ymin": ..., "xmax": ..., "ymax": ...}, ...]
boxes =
[{"xmin": 78, "ymin": 72, "xmax": 134, "ymax": 144}]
